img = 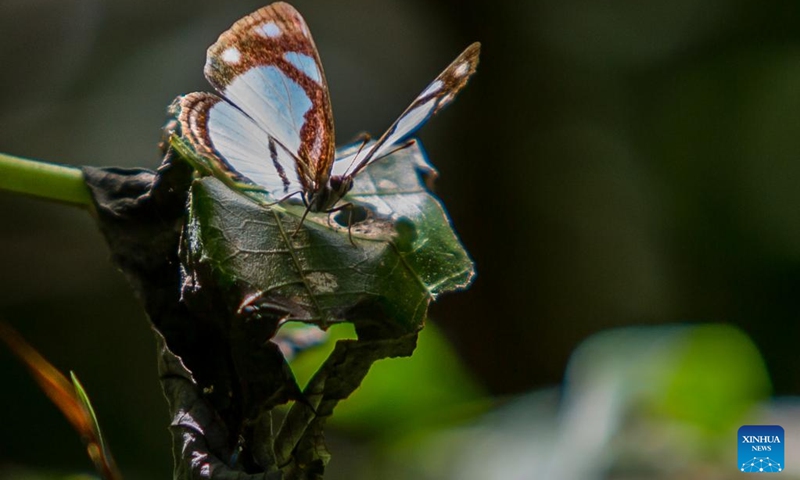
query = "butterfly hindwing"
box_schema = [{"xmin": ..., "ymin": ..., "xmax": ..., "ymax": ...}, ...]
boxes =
[
  {"xmin": 178, "ymin": 92, "xmax": 304, "ymax": 196},
  {"xmin": 187, "ymin": 2, "xmax": 335, "ymax": 194}
]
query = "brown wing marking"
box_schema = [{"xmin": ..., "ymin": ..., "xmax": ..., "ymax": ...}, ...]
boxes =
[{"xmin": 204, "ymin": 2, "xmax": 336, "ymax": 193}]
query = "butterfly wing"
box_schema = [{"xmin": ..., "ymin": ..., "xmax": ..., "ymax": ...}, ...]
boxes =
[
  {"xmin": 340, "ymin": 42, "xmax": 481, "ymax": 177},
  {"xmin": 178, "ymin": 92, "xmax": 303, "ymax": 196},
  {"xmin": 179, "ymin": 2, "xmax": 335, "ymax": 197}
]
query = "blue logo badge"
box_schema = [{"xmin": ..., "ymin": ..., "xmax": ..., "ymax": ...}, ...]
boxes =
[{"xmin": 739, "ymin": 425, "xmax": 784, "ymax": 473}]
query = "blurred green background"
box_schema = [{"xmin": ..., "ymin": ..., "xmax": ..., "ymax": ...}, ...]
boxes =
[{"xmin": 3, "ymin": 0, "xmax": 800, "ymax": 478}]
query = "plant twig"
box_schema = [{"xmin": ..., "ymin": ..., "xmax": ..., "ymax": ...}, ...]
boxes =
[{"xmin": 0, "ymin": 152, "xmax": 91, "ymax": 207}]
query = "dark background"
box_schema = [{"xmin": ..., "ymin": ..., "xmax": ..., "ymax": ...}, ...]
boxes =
[{"xmin": 3, "ymin": 0, "xmax": 800, "ymax": 477}]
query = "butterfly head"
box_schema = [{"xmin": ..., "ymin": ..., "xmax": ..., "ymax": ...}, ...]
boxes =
[{"xmin": 306, "ymin": 174, "xmax": 353, "ymax": 212}]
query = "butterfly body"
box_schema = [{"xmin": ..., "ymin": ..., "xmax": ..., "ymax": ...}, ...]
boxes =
[
  {"xmin": 176, "ymin": 2, "xmax": 479, "ymax": 219},
  {"xmin": 306, "ymin": 173, "xmax": 352, "ymax": 212}
]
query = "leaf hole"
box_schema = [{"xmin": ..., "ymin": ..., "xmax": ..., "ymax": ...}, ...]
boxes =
[{"xmin": 333, "ymin": 205, "xmax": 369, "ymax": 227}]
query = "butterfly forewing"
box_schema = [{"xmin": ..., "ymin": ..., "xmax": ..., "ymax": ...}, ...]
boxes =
[
  {"xmin": 185, "ymin": 2, "xmax": 335, "ymax": 195},
  {"xmin": 343, "ymin": 42, "xmax": 481, "ymax": 177}
]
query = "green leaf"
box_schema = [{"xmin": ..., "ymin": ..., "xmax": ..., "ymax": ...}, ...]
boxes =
[
  {"xmin": 183, "ymin": 141, "xmax": 475, "ymax": 334},
  {"xmin": 70, "ymin": 372, "xmax": 107, "ymax": 455}
]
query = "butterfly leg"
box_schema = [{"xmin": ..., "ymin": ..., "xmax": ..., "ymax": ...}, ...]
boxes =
[
  {"xmin": 290, "ymin": 201, "xmax": 357, "ymax": 246},
  {"xmin": 325, "ymin": 202, "xmax": 356, "ymax": 246},
  {"xmin": 263, "ymin": 190, "xmax": 302, "ymax": 207},
  {"xmin": 291, "ymin": 203, "xmax": 314, "ymax": 238}
]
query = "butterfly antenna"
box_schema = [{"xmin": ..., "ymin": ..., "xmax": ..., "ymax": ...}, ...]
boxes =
[
  {"xmin": 373, "ymin": 139, "xmax": 416, "ymax": 163},
  {"xmin": 344, "ymin": 133, "xmax": 372, "ymax": 176},
  {"xmin": 348, "ymin": 139, "xmax": 417, "ymax": 178}
]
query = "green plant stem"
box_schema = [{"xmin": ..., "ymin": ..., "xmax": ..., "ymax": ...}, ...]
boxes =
[{"xmin": 0, "ymin": 152, "xmax": 91, "ymax": 207}]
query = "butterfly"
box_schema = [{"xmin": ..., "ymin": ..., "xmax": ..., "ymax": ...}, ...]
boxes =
[{"xmin": 176, "ymin": 2, "xmax": 480, "ymax": 220}]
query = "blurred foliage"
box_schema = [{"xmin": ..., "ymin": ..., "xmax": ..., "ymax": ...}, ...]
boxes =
[
  {"xmin": 340, "ymin": 325, "xmax": 778, "ymax": 480},
  {"xmin": 290, "ymin": 322, "xmax": 487, "ymax": 438},
  {"xmin": 650, "ymin": 325, "xmax": 770, "ymax": 433},
  {"xmin": 0, "ymin": 324, "xmax": 120, "ymax": 479}
]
